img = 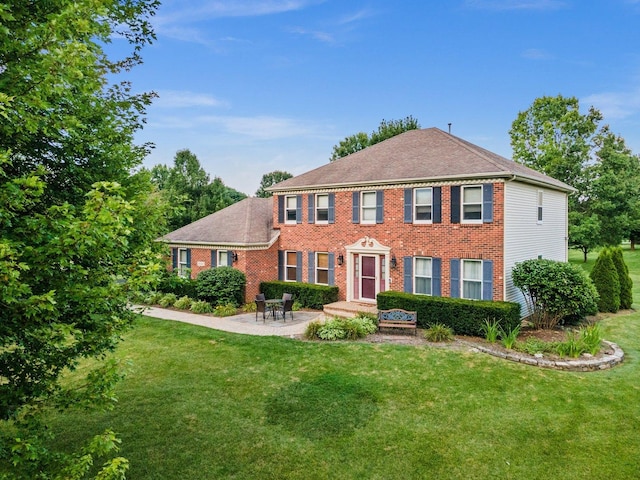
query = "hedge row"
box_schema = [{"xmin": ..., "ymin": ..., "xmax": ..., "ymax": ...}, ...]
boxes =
[
  {"xmin": 377, "ymin": 291, "xmax": 521, "ymax": 336},
  {"xmin": 259, "ymin": 281, "xmax": 339, "ymax": 310}
]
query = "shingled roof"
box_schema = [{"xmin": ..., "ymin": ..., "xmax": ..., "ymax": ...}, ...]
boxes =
[
  {"xmin": 269, "ymin": 127, "xmax": 574, "ymax": 192},
  {"xmin": 159, "ymin": 197, "xmax": 277, "ymax": 246}
]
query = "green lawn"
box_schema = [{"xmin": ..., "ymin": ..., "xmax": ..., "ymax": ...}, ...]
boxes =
[{"xmin": 49, "ymin": 247, "xmax": 640, "ymax": 479}]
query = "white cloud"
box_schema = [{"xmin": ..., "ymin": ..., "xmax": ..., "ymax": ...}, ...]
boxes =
[
  {"xmin": 154, "ymin": 90, "xmax": 229, "ymax": 109},
  {"xmin": 521, "ymin": 48, "xmax": 553, "ymax": 60},
  {"xmin": 464, "ymin": 0, "xmax": 566, "ymax": 10},
  {"xmin": 200, "ymin": 115, "xmax": 316, "ymax": 139},
  {"xmin": 582, "ymin": 88, "xmax": 640, "ymax": 119},
  {"xmin": 287, "ymin": 26, "xmax": 335, "ymax": 43}
]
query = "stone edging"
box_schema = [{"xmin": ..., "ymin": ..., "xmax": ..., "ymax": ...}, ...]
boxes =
[{"xmin": 457, "ymin": 340, "xmax": 624, "ymax": 372}]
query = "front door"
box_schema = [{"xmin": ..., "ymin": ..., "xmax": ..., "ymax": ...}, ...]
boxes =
[{"xmin": 360, "ymin": 255, "xmax": 377, "ymax": 301}]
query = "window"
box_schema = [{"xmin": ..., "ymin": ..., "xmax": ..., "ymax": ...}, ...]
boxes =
[
  {"xmin": 285, "ymin": 251, "xmax": 298, "ymax": 281},
  {"xmin": 537, "ymin": 191, "xmax": 543, "ymax": 223},
  {"xmin": 316, "ymin": 194, "xmax": 329, "ymax": 223},
  {"xmin": 316, "ymin": 252, "xmax": 329, "ymax": 285},
  {"xmin": 361, "ymin": 191, "xmax": 377, "ymax": 224},
  {"xmin": 178, "ymin": 248, "xmax": 189, "ymax": 277},
  {"xmin": 285, "ymin": 196, "xmax": 297, "ymax": 223},
  {"xmin": 414, "ymin": 188, "xmax": 432, "ymax": 222},
  {"xmin": 218, "ymin": 250, "xmax": 229, "ymax": 267},
  {"xmin": 462, "ymin": 259, "xmax": 482, "ymax": 300},
  {"xmin": 462, "ymin": 185, "xmax": 482, "ymax": 222},
  {"xmin": 414, "ymin": 257, "xmax": 432, "ymax": 295}
]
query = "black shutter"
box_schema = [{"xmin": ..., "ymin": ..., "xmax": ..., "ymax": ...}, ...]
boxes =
[
  {"xmin": 308, "ymin": 251, "xmax": 315, "ymax": 283},
  {"xmin": 376, "ymin": 190, "xmax": 384, "ymax": 224},
  {"xmin": 483, "ymin": 184, "xmax": 494, "ymax": 223},
  {"xmin": 277, "ymin": 195, "xmax": 284, "ymax": 224},
  {"xmin": 352, "ymin": 192, "xmax": 360, "ymax": 223},
  {"xmin": 451, "ymin": 186, "xmax": 460, "ymax": 224},
  {"xmin": 296, "ymin": 251, "xmax": 302, "ymax": 282},
  {"xmin": 328, "ymin": 193, "xmax": 335, "ymax": 224},
  {"xmin": 186, "ymin": 249, "xmax": 192, "ymax": 268},
  {"xmin": 432, "ymin": 258, "xmax": 441, "ymax": 296},
  {"xmin": 483, "ymin": 260, "xmax": 494, "ymax": 300},
  {"xmin": 433, "ymin": 187, "xmax": 442, "ymax": 224},
  {"xmin": 278, "ymin": 250, "xmax": 284, "ymax": 281},
  {"xmin": 308, "ymin": 194, "xmax": 314, "ymax": 224},
  {"xmin": 328, "ymin": 253, "xmax": 335, "ymax": 285},
  {"xmin": 404, "ymin": 188, "xmax": 413, "ymax": 223},
  {"xmin": 450, "ymin": 258, "xmax": 460, "ymax": 298},
  {"xmin": 172, "ymin": 248, "xmax": 178, "ymax": 269},
  {"xmin": 211, "ymin": 250, "xmax": 217, "ymax": 268},
  {"xmin": 296, "ymin": 195, "xmax": 302, "ymax": 224},
  {"xmin": 403, "ymin": 256, "xmax": 413, "ymax": 293}
]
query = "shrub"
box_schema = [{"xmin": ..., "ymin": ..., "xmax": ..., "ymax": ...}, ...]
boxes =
[
  {"xmin": 243, "ymin": 302, "xmax": 257, "ymax": 313},
  {"xmin": 304, "ymin": 320, "xmax": 324, "ymax": 340},
  {"xmin": 190, "ymin": 300, "xmax": 214, "ymax": 314},
  {"xmin": 213, "ymin": 304, "xmax": 238, "ymax": 317},
  {"xmin": 173, "ymin": 296, "xmax": 192, "ymax": 310},
  {"xmin": 196, "ymin": 267, "xmax": 246, "ymax": 307},
  {"xmin": 611, "ymin": 247, "xmax": 633, "ymax": 309},
  {"xmin": 424, "ymin": 323, "xmax": 454, "ymax": 342},
  {"xmin": 144, "ymin": 291, "xmax": 163, "ymax": 305},
  {"xmin": 259, "ymin": 281, "xmax": 338, "ymax": 309},
  {"xmin": 512, "ymin": 259, "xmax": 599, "ymax": 329},
  {"xmin": 317, "ymin": 318, "xmax": 347, "ymax": 340},
  {"xmin": 590, "ymin": 248, "xmax": 620, "ymax": 313},
  {"xmin": 377, "ymin": 291, "xmax": 520, "ymax": 337},
  {"xmin": 158, "ymin": 269, "xmax": 198, "ymax": 298},
  {"xmin": 158, "ymin": 293, "xmax": 177, "ymax": 307}
]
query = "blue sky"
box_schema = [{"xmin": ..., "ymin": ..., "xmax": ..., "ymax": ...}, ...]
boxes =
[{"xmin": 112, "ymin": 0, "xmax": 640, "ymax": 196}]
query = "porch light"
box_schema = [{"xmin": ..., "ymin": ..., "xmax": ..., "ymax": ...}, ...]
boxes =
[
  {"xmin": 337, "ymin": 254, "xmax": 344, "ymax": 266},
  {"xmin": 390, "ymin": 256, "xmax": 397, "ymax": 269},
  {"xmin": 232, "ymin": 252, "xmax": 238, "ymax": 263}
]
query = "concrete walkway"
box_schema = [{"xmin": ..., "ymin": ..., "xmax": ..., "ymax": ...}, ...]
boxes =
[{"xmin": 135, "ymin": 305, "xmax": 324, "ymax": 337}]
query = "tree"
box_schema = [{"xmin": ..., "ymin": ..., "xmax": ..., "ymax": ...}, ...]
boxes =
[
  {"xmin": 330, "ymin": 116, "xmax": 420, "ymax": 161},
  {"xmin": 611, "ymin": 247, "xmax": 633, "ymax": 310},
  {"xmin": 0, "ymin": 1, "xmax": 164, "ymax": 477},
  {"xmin": 590, "ymin": 248, "xmax": 621, "ymax": 313},
  {"xmin": 256, "ymin": 170, "xmax": 293, "ymax": 198}
]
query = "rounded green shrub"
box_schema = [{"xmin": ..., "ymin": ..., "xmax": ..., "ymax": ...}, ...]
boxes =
[
  {"xmin": 190, "ymin": 300, "xmax": 214, "ymax": 314},
  {"xmin": 173, "ymin": 296, "xmax": 192, "ymax": 310},
  {"xmin": 158, "ymin": 293, "xmax": 177, "ymax": 307},
  {"xmin": 590, "ymin": 248, "xmax": 620, "ymax": 313},
  {"xmin": 424, "ymin": 323, "xmax": 454, "ymax": 342},
  {"xmin": 196, "ymin": 267, "xmax": 246, "ymax": 307},
  {"xmin": 213, "ymin": 304, "xmax": 237, "ymax": 317},
  {"xmin": 611, "ymin": 247, "xmax": 633, "ymax": 309}
]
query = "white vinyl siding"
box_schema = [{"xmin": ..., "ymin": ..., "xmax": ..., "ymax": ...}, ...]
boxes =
[{"xmin": 504, "ymin": 182, "xmax": 569, "ymax": 316}]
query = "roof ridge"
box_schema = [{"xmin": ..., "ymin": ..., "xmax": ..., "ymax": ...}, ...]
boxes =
[{"xmin": 435, "ymin": 128, "xmax": 511, "ymax": 171}]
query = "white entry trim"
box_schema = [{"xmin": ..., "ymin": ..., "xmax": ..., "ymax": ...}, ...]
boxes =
[{"xmin": 344, "ymin": 236, "xmax": 392, "ymax": 303}]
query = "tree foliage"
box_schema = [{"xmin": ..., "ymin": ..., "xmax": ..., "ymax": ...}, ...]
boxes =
[
  {"xmin": 512, "ymin": 259, "xmax": 598, "ymax": 329},
  {"xmin": 590, "ymin": 248, "xmax": 621, "ymax": 313},
  {"xmin": 196, "ymin": 267, "xmax": 246, "ymax": 307},
  {"xmin": 610, "ymin": 247, "xmax": 633, "ymax": 310},
  {"xmin": 330, "ymin": 116, "xmax": 420, "ymax": 161},
  {"xmin": 0, "ymin": 1, "xmax": 164, "ymax": 477},
  {"xmin": 255, "ymin": 170, "xmax": 293, "ymax": 198}
]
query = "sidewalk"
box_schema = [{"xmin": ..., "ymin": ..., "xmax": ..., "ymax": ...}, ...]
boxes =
[{"xmin": 134, "ymin": 305, "xmax": 323, "ymax": 337}]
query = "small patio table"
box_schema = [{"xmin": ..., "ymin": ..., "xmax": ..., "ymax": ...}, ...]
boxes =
[{"xmin": 265, "ymin": 299, "xmax": 283, "ymax": 320}]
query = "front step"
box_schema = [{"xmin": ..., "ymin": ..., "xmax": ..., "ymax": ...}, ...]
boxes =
[{"xmin": 323, "ymin": 301, "xmax": 378, "ymax": 319}]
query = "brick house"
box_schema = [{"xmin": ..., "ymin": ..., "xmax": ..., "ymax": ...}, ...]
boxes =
[{"xmin": 160, "ymin": 127, "xmax": 573, "ymax": 315}]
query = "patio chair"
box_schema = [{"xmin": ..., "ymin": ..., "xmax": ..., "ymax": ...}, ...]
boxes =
[
  {"xmin": 282, "ymin": 293, "xmax": 292, "ymax": 301},
  {"xmin": 278, "ymin": 298, "xmax": 294, "ymax": 322},
  {"xmin": 255, "ymin": 294, "xmax": 266, "ymax": 322}
]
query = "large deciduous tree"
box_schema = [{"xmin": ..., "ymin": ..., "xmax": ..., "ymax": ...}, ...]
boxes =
[
  {"xmin": 0, "ymin": 1, "xmax": 166, "ymax": 478},
  {"xmin": 330, "ymin": 116, "xmax": 420, "ymax": 161},
  {"xmin": 256, "ymin": 170, "xmax": 293, "ymax": 198}
]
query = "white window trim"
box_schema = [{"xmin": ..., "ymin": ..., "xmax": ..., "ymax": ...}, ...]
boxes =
[
  {"xmin": 413, "ymin": 187, "xmax": 433, "ymax": 224},
  {"xmin": 361, "ymin": 191, "xmax": 377, "ymax": 225},
  {"xmin": 285, "ymin": 195, "xmax": 297, "ymax": 224},
  {"xmin": 218, "ymin": 250, "xmax": 229, "ymax": 267},
  {"xmin": 315, "ymin": 193, "xmax": 329, "ymax": 224},
  {"xmin": 461, "ymin": 185, "xmax": 483, "ymax": 224},
  {"xmin": 461, "ymin": 259, "xmax": 482, "ymax": 300},
  {"xmin": 315, "ymin": 252, "xmax": 329, "ymax": 285},
  {"xmin": 413, "ymin": 257, "xmax": 433, "ymax": 296},
  {"xmin": 537, "ymin": 190, "xmax": 543, "ymax": 224},
  {"xmin": 178, "ymin": 248, "xmax": 189, "ymax": 278},
  {"xmin": 285, "ymin": 250, "xmax": 297, "ymax": 282}
]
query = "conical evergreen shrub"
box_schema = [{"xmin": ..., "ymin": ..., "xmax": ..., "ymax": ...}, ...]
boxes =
[
  {"xmin": 590, "ymin": 248, "xmax": 620, "ymax": 313},
  {"xmin": 611, "ymin": 247, "xmax": 633, "ymax": 309}
]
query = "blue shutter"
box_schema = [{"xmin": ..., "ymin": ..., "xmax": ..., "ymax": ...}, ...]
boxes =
[
  {"xmin": 433, "ymin": 187, "xmax": 442, "ymax": 224},
  {"xmin": 432, "ymin": 257, "xmax": 442, "ymax": 297},
  {"xmin": 376, "ymin": 190, "xmax": 384, "ymax": 224},
  {"xmin": 451, "ymin": 186, "xmax": 460, "ymax": 224},
  {"xmin": 328, "ymin": 193, "xmax": 335, "ymax": 224},
  {"xmin": 308, "ymin": 251, "xmax": 315, "ymax": 283},
  {"xmin": 352, "ymin": 192, "xmax": 360, "ymax": 223},
  {"xmin": 483, "ymin": 184, "xmax": 494, "ymax": 223},
  {"xmin": 278, "ymin": 250, "xmax": 284, "ymax": 281},
  {"xmin": 277, "ymin": 195, "xmax": 284, "ymax": 224},
  {"xmin": 483, "ymin": 260, "xmax": 494, "ymax": 300},
  {"xmin": 403, "ymin": 256, "xmax": 413, "ymax": 293},
  {"xmin": 172, "ymin": 248, "xmax": 178, "ymax": 269},
  {"xmin": 450, "ymin": 258, "xmax": 460, "ymax": 298},
  {"xmin": 186, "ymin": 249, "xmax": 191, "ymax": 268},
  {"xmin": 308, "ymin": 194, "xmax": 314, "ymax": 224},
  {"xmin": 404, "ymin": 188, "xmax": 413, "ymax": 223},
  {"xmin": 328, "ymin": 253, "xmax": 335, "ymax": 285},
  {"xmin": 296, "ymin": 195, "xmax": 302, "ymax": 224},
  {"xmin": 211, "ymin": 250, "xmax": 217, "ymax": 268},
  {"xmin": 296, "ymin": 251, "xmax": 302, "ymax": 282}
]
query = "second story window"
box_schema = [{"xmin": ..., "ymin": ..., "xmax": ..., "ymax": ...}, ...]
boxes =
[
  {"xmin": 361, "ymin": 191, "xmax": 377, "ymax": 224},
  {"xmin": 537, "ymin": 191, "xmax": 543, "ymax": 223},
  {"xmin": 462, "ymin": 185, "xmax": 482, "ymax": 222},
  {"xmin": 316, "ymin": 194, "xmax": 329, "ymax": 223},
  {"xmin": 285, "ymin": 195, "xmax": 297, "ymax": 223},
  {"xmin": 414, "ymin": 188, "xmax": 433, "ymax": 222}
]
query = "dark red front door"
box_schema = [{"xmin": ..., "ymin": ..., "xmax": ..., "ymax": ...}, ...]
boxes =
[{"xmin": 360, "ymin": 255, "xmax": 377, "ymax": 300}]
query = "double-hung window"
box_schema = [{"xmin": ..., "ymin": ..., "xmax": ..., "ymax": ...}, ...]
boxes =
[
  {"xmin": 316, "ymin": 252, "xmax": 329, "ymax": 285},
  {"xmin": 462, "ymin": 185, "xmax": 482, "ymax": 222},
  {"xmin": 218, "ymin": 250, "xmax": 230, "ymax": 267},
  {"xmin": 414, "ymin": 188, "xmax": 433, "ymax": 223},
  {"xmin": 462, "ymin": 259, "xmax": 482, "ymax": 300},
  {"xmin": 285, "ymin": 251, "xmax": 298, "ymax": 281},
  {"xmin": 285, "ymin": 196, "xmax": 297, "ymax": 223},
  {"xmin": 316, "ymin": 194, "xmax": 329, "ymax": 223},
  {"xmin": 361, "ymin": 191, "xmax": 377, "ymax": 224},
  {"xmin": 537, "ymin": 191, "xmax": 543, "ymax": 223},
  {"xmin": 178, "ymin": 248, "xmax": 189, "ymax": 277},
  {"xmin": 414, "ymin": 257, "xmax": 432, "ymax": 295}
]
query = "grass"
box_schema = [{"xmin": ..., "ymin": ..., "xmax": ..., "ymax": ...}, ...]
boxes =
[{"xmin": 45, "ymin": 246, "xmax": 640, "ymax": 479}]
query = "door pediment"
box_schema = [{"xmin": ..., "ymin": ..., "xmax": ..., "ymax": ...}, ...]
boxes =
[{"xmin": 345, "ymin": 236, "xmax": 391, "ymax": 254}]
